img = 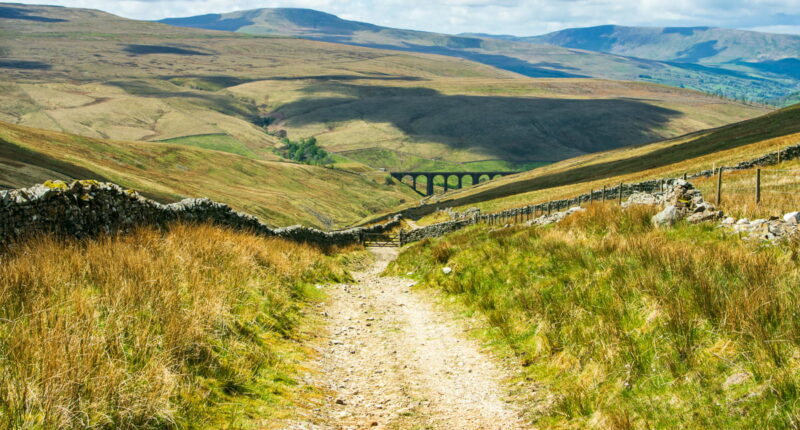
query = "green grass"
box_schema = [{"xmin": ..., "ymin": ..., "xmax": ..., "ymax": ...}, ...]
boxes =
[
  {"xmin": 388, "ymin": 204, "xmax": 800, "ymax": 429},
  {"xmin": 160, "ymin": 134, "xmax": 259, "ymax": 158}
]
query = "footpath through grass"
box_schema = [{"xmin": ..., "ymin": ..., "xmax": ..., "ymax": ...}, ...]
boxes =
[
  {"xmin": 0, "ymin": 224, "xmax": 354, "ymax": 429},
  {"xmin": 388, "ymin": 204, "xmax": 800, "ymax": 429}
]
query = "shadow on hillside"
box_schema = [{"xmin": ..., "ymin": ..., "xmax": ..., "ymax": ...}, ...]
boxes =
[
  {"xmin": 0, "ymin": 60, "xmax": 51, "ymax": 70},
  {"xmin": 276, "ymin": 83, "xmax": 681, "ymax": 161},
  {"xmin": 0, "ymin": 138, "xmax": 108, "ymax": 186},
  {"xmin": 123, "ymin": 44, "xmax": 214, "ymax": 56},
  {"xmin": 0, "ymin": 6, "xmax": 67, "ymax": 22},
  {"xmin": 309, "ymin": 37, "xmax": 588, "ymax": 78},
  {"xmin": 264, "ymin": 74, "xmax": 427, "ymax": 82}
]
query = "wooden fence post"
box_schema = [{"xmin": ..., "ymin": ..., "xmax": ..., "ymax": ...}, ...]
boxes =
[
  {"xmin": 590, "ymin": 189, "xmax": 594, "ymax": 205},
  {"xmin": 547, "ymin": 201, "xmax": 552, "ymax": 215},
  {"xmin": 778, "ymin": 148, "xmax": 782, "ymax": 164},
  {"xmin": 716, "ymin": 167, "xmax": 723, "ymax": 206},
  {"xmin": 618, "ymin": 183, "xmax": 624, "ymax": 205},
  {"xmin": 755, "ymin": 168, "xmax": 761, "ymax": 205},
  {"xmin": 602, "ymin": 185, "xmax": 606, "ymax": 202},
  {"xmin": 683, "ymin": 173, "xmax": 688, "ymax": 181}
]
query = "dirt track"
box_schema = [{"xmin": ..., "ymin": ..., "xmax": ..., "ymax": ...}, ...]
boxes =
[{"xmin": 296, "ymin": 248, "xmax": 527, "ymax": 429}]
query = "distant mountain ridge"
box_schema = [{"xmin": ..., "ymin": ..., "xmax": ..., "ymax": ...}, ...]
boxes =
[
  {"xmin": 527, "ymin": 25, "xmax": 800, "ymax": 64},
  {"xmin": 160, "ymin": 9, "xmax": 800, "ymax": 105}
]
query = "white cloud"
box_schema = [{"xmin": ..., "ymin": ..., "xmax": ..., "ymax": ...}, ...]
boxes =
[{"xmin": 7, "ymin": 0, "xmax": 800, "ymax": 35}]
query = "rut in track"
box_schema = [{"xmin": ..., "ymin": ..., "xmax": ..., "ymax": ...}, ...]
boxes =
[{"xmin": 296, "ymin": 248, "xmax": 528, "ymax": 429}]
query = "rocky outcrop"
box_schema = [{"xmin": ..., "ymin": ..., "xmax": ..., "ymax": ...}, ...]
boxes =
[
  {"xmin": 719, "ymin": 214, "xmax": 800, "ymax": 241},
  {"xmin": 643, "ymin": 180, "xmax": 799, "ymax": 241},
  {"xmin": 0, "ymin": 180, "xmax": 402, "ymax": 247},
  {"xmin": 651, "ymin": 180, "xmax": 723, "ymax": 227}
]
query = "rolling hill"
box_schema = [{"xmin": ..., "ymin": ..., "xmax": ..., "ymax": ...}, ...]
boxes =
[
  {"xmin": 0, "ymin": 120, "xmax": 419, "ymax": 229},
  {"xmin": 373, "ymin": 102, "xmax": 800, "ymax": 222},
  {"xmin": 0, "ymin": 4, "xmax": 769, "ymax": 173},
  {"xmin": 160, "ymin": 8, "xmax": 800, "ymax": 104}
]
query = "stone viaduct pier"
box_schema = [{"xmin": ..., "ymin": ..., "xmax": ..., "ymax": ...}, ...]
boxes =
[{"xmin": 389, "ymin": 171, "xmax": 519, "ymax": 196}]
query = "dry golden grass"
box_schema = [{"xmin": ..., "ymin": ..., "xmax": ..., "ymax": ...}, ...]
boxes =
[
  {"xmin": 691, "ymin": 158, "xmax": 800, "ymax": 219},
  {"xmin": 0, "ymin": 224, "xmax": 350, "ymax": 429}
]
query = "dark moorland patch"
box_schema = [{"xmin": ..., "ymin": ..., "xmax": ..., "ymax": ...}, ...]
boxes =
[
  {"xmin": 123, "ymin": 44, "xmax": 213, "ymax": 56},
  {"xmin": 0, "ymin": 60, "xmax": 51, "ymax": 70}
]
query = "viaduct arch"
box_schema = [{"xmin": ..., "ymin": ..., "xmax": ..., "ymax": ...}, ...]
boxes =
[{"xmin": 389, "ymin": 171, "xmax": 519, "ymax": 196}]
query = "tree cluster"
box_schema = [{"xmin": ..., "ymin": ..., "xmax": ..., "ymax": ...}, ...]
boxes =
[{"xmin": 274, "ymin": 137, "xmax": 333, "ymax": 166}]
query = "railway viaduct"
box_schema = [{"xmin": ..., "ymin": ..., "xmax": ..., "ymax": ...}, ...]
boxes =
[{"xmin": 389, "ymin": 171, "xmax": 519, "ymax": 196}]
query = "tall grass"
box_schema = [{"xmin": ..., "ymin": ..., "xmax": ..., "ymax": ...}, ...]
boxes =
[
  {"xmin": 389, "ymin": 205, "xmax": 800, "ymax": 429},
  {"xmin": 0, "ymin": 224, "xmax": 350, "ymax": 429}
]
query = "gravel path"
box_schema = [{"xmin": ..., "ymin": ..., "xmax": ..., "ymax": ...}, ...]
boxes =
[{"xmin": 295, "ymin": 248, "xmax": 528, "ymax": 429}]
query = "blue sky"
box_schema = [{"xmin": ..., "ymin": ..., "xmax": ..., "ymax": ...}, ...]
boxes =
[{"xmin": 9, "ymin": 0, "xmax": 800, "ymax": 35}]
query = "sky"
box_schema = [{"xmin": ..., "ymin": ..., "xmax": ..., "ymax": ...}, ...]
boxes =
[{"xmin": 8, "ymin": 0, "xmax": 800, "ymax": 36}]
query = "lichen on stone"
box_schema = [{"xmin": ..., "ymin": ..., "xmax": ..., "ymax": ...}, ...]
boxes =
[{"xmin": 43, "ymin": 180, "xmax": 68, "ymax": 190}]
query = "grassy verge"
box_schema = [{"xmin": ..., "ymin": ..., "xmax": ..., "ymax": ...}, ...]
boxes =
[
  {"xmin": 388, "ymin": 204, "xmax": 800, "ymax": 429},
  {"xmin": 0, "ymin": 224, "xmax": 352, "ymax": 429}
]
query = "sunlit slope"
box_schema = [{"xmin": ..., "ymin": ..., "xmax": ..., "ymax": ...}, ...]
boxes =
[
  {"xmin": 0, "ymin": 4, "xmax": 769, "ymax": 170},
  {"xmin": 372, "ymin": 103, "xmax": 800, "ymax": 219},
  {"xmin": 0, "ymin": 121, "xmax": 419, "ymax": 228}
]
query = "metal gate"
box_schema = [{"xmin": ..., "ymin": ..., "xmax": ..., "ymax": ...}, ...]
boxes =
[{"xmin": 362, "ymin": 232, "xmax": 402, "ymax": 247}]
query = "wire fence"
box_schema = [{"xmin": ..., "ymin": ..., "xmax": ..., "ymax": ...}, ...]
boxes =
[{"xmin": 477, "ymin": 143, "xmax": 800, "ymax": 225}]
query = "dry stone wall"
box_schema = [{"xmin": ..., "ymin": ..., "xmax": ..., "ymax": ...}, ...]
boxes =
[
  {"xmin": 0, "ymin": 180, "xmax": 401, "ymax": 248},
  {"xmin": 400, "ymin": 218, "xmax": 478, "ymax": 243}
]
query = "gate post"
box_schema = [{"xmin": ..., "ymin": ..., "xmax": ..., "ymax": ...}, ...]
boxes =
[{"xmin": 755, "ymin": 168, "xmax": 761, "ymax": 204}]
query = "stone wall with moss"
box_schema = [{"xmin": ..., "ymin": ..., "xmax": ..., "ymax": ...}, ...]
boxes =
[{"xmin": 0, "ymin": 180, "xmax": 401, "ymax": 247}]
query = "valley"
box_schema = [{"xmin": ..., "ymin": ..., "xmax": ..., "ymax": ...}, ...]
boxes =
[
  {"xmin": 0, "ymin": 4, "xmax": 769, "ymax": 181},
  {"xmin": 1, "ymin": 2, "xmax": 800, "ymax": 429}
]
